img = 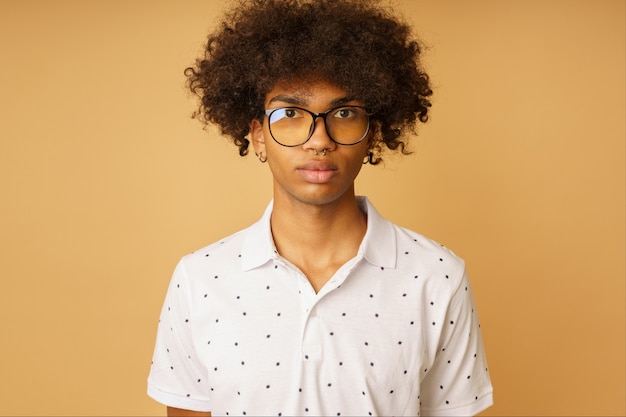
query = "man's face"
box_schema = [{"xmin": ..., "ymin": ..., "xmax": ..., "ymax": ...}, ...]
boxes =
[{"xmin": 251, "ymin": 79, "xmax": 372, "ymax": 207}]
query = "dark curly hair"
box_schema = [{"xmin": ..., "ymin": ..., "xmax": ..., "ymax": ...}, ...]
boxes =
[{"xmin": 185, "ymin": 0, "xmax": 432, "ymax": 164}]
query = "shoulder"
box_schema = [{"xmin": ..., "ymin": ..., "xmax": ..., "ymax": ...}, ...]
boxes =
[
  {"xmin": 391, "ymin": 224, "xmax": 467, "ymax": 288},
  {"xmin": 188, "ymin": 228, "xmax": 248, "ymax": 260},
  {"xmin": 178, "ymin": 228, "xmax": 249, "ymax": 276},
  {"xmin": 397, "ymin": 225, "xmax": 463, "ymax": 265},
  {"xmin": 360, "ymin": 197, "xmax": 466, "ymax": 283}
]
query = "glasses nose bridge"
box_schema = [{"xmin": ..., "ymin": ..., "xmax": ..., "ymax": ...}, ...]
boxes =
[
  {"xmin": 310, "ymin": 109, "xmax": 330, "ymax": 125},
  {"xmin": 308, "ymin": 109, "xmax": 334, "ymax": 140}
]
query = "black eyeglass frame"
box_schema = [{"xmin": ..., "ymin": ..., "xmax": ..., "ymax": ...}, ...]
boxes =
[{"xmin": 263, "ymin": 105, "xmax": 372, "ymax": 147}]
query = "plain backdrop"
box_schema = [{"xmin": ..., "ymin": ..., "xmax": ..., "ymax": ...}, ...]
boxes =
[{"xmin": 0, "ymin": 0, "xmax": 624, "ymax": 415}]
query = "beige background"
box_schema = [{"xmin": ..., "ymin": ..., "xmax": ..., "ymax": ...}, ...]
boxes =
[{"xmin": 1, "ymin": 0, "xmax": 624, "ymax": 415}]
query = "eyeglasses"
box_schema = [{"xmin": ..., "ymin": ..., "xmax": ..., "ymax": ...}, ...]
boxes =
[{"xmin": 264, "ymin": 106, "xmax": 371, "ymax": 147}]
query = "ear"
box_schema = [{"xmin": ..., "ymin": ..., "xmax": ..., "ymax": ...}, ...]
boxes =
[{"xmin": 250, "ymin": 118, "xmax": 266, "ymax": 156}]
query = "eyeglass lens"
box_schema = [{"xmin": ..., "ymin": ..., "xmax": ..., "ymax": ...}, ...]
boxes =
[{"xmin": 267, "ymin": 106, "xmax": 369, "ymax": 147}]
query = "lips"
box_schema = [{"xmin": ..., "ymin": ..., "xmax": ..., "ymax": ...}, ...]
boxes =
[{"xmin": 297, "ymin": 161, "xmax": 338, "ymax": 183}]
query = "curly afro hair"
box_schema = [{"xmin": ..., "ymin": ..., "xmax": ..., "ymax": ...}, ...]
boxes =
[{"xmin": 185, "ymin": 0, "xmax": 432, "ymax": 164}]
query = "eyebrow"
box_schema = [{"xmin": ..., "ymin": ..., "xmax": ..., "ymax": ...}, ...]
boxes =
[{"xmin": 267, "ymin": 94, "xmax": 356, "ymax": 107}]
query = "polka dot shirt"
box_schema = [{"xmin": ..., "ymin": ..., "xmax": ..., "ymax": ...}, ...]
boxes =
[{"xmin": 148, "ymin": 197, "xmax": 493, "ymax": 416}]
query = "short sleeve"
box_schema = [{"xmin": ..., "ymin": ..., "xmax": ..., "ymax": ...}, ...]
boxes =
[
  {"xmin": 147, "ymin": 259, "xmax": 212, "ymax": 412},
  {"xmin": 420, "ymin": 270, "xmax": 493, "ymax": 416}
]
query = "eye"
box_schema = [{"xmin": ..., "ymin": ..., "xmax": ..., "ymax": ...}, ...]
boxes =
[
  {"xmin": 332, "ymin": 107, "xmax": 358, "ymax": 119},
  {"xmin": 283, "ymin": 108, "xmax": 304, "ymax": 119},
  {"xmin": 269, "ymin": 107, "xmax": 306, "ymax": 124}
]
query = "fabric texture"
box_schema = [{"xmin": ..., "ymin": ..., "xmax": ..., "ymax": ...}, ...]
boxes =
[{"xmin": 148, "ymin": 197, "xmax": 493, "ymax": 416}]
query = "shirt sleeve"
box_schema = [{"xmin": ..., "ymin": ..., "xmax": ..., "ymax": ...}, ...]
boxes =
[
  {"xmin": 147, "ymin": 259, "xmax": 212, "ymax": 412},
  {"xmin": 419, "ymin": 269, "xmax": 493, "ymax": 416}
]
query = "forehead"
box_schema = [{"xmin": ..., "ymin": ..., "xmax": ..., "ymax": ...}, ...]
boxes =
[{"xmin": 264, "ymin": 79, "xmax": 351, "ymax": 106}]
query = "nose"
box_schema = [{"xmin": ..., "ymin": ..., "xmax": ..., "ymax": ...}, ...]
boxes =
[{"xmin": 303, "ymin": 116, "xmax": 336, "ymax": 153}]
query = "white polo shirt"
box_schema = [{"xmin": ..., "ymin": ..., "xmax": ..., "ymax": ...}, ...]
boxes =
[{"xmin": 148, "ymin": 197, "xmax": 493, "ymax": 416}]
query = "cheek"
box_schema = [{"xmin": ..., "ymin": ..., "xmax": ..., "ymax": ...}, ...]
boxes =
[{"xmin": 344, "ymin": 148, "xmax": 368, "ymax": 177}]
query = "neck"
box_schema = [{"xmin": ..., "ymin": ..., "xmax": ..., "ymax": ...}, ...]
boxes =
[{"xmin": 270, "ymin": 191, "xmax": 367, "ymax": 292}]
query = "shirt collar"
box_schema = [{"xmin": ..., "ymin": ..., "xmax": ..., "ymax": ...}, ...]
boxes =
[
  {"xmin": 241, "ymin": 196, "xmax": 397, "ymax": 271},
  {"xmin": 357, "ymin": 196, "xmax": 397, "ymax": 269},
  {"xmin": 241, "ymin": 200, "xmax": 277, "ymax": 271}
]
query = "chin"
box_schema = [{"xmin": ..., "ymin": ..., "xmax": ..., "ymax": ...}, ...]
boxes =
[{"xmin": 289, "ymin": 187, "xmax": 355, "ymax": 207}]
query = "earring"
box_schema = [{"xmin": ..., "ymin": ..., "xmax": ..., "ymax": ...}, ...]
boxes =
[
  {"xmin": 363, "ymin": 152, "xmax": 372, "ymax": 164},
  {"xmin": 256, "ymin": 152, "xmax": 267, "ymax": 163}
]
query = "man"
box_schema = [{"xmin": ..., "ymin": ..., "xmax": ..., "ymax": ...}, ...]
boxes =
[{"xmin": 148, "ymin": 0, "xmax": 493, "ymax": 415}]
